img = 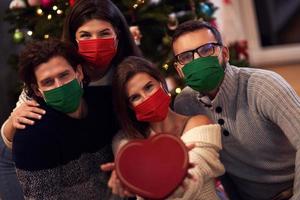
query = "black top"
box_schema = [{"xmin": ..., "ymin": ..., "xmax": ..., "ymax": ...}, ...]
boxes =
[{"xmin": 12, "ymin": 86, "xmax": 120, "ymax": 199}]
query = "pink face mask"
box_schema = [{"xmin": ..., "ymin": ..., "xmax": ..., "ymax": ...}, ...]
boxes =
[
  {"xmin": 78, "ymin": 37, "xmax": 117, "ymax": 70},
  {"xmin": 133, "ymin": 87, "xmax": 171, "ymax": 122}
]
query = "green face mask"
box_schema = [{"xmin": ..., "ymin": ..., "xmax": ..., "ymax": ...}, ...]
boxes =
[
  {"xmin": 182, "ymin": 56, "xmax": 225, "ymax": 93},
  {"xmin": 42, "ymin": 79, "xmax": 83, "ymax": 113}
]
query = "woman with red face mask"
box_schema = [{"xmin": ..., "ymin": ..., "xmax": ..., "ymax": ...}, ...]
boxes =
[
  {"xmin": 105, "ymin": 56, "xmax": 225, "ymax": 200},
  {"xmin": 0, "ymin": 0, "xmax": 141, "ymax": 198},
  {"xmin": 1, "ymin": 0, "xmax": 141, "ymax": 149}
]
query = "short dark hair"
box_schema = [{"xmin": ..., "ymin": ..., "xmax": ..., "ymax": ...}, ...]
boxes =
[
  {"xmin": 172, "ymin": 20, "xmax": 223, "ymax": 47},
  {"xmin": 112, "ymin": 56, "xmax": 168, "ymax": 138},
  {"xmin": 19, "ymin": 39, "xmax": 84, "ymax": 100},
  {"xmin": 62, "ymin": 0, "xmax": 142, "ymax": 68}
]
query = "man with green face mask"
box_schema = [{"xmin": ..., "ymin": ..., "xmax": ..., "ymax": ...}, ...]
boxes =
[
  {"xmin": 11, "ymin": 39, "xmax": 121, "ymax": 200},
  {"xmin": 172, "ymin": 20, "xmax": 300, "ymax": 200}
]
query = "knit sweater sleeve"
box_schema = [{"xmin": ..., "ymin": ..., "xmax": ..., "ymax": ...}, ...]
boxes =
[
  {"xmin": 249, "ymin": 71, "xmax": 300, "ymax": 200},
  {"xmin": 166, "ymin": 124, "xmax": 225, "ymax": 200}
]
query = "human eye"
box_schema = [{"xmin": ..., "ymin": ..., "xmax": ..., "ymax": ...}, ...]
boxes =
[
  {"xmin": 197, "ymin": 43, "xmax": 214, "ymax": 57},
  {"xmin": 59, "ymin": 71, "xmax": 70, "ymax": 79},
  {"xmin": 128, "ymin": 94, "xmax": 140, "ymax": 103},
  {"xmin": 178, "ymin": 52, "xmax": 193, "ymax": 65},
  {"xmin": 79, "ymin": 32, "xmax": 91, "ymax": 39},
  {"xmin": 98, "ymin": 30, "xmax": 114, "ymax": 38},
  {"xmin": 42, "ymin": 79, "xmax": 54, "ymax": 87},
  {"xmin": 144, "ymin": 83, "xmax": 154, "ymax": 92}
]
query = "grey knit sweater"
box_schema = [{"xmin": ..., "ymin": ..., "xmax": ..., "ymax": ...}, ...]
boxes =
[{"xmin": 174, "ymin": 64, "xmax": 300, "ymax": 200}]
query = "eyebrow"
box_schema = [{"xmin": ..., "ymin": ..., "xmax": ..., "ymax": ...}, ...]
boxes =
[
  {"xmin": 40, "ymin": 69, "xmax": 70, "ymax": 85},
  {"xmin": 78, "ymin": 28, "xmax": 112, "ymax": 34}
]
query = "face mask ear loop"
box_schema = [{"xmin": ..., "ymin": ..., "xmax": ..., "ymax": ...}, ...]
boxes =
[
  {"xmin": 160, "ymin": 83, "xmax": 171, "ymax": 97},
  {"xmin": 216, "ymin": 46, "xmax": 227, "ymax": 71},
  {"xmin": 74, "ymin": 72, "xmax": 83, "ymax": 89}
]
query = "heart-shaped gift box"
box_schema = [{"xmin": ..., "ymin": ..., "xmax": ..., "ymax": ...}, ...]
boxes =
[{"xmin": 115, "ymin": 133, "xmax": 189, "ymax": 199}]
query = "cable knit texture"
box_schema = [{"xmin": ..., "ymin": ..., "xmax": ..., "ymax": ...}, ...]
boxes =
[{"xmin": 174, "ymin": 64, "xmax": 300, "ymax": 200}]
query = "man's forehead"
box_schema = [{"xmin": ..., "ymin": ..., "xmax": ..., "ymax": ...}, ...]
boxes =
[{"xmin": 173, "ymin": 29, "xmax": 216, "ymax": 54}]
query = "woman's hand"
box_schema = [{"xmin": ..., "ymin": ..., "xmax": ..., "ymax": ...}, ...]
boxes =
[
  {"xmin": 100, "ymin": 162, "xmax": 135, "ymax": 198},
  {"xmin": 10, "ymin": 100, "xmax": 45, "ymax": 129}
]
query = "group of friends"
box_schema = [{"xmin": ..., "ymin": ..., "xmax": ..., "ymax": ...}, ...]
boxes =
[{"xmin": 0, "ymin": 0, "xmax": 299, "ymax": 199}]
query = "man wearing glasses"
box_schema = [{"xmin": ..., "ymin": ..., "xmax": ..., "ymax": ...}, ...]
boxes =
[{"xmin": 172, "ymin": 20, "xmax": 300, "ymax": 200}]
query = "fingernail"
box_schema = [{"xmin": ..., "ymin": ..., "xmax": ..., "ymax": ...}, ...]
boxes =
[
  {"xmin": 38, "ymin": 115, "xmax": 42, "ymax": 119},
  {"xmin": 43, "ymin": 111, "xmax": 46, "ymax": 114}
]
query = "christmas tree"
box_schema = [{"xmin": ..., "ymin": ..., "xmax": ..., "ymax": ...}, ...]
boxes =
[{"xmin": 4, "ymin": 0, "xmax": 248, "ymax": 96}]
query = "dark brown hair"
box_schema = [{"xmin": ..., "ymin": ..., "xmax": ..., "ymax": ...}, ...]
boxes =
[
  {"xmin": 172, "ymin": 20, "xmax": 223, "ymax": 48},
  {"xmin": 18, "ymin": 39, "xmax": 84, "ymax": 100},
  {"xmin": 62, "ymin": 0, "xmax": 142, "ymax": 68},
  {"xmin": 112, "ymin": 56, "xmax": 168, "ymax": 138}
]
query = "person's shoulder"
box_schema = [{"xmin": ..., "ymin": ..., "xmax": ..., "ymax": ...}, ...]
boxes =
[
  {"xmin": 244, "ymin": 67, "xmax": 291, "ymax": 92},
  {"xmin": 184, "ymin": 115, "xmax": 212, "ymax": 132},
  {"xmin": 15, "ymin": 103, "xmax": 63, "ymax": 136},
  {"xmin": 240, "ymin": 67, "xmax": 282, "ymax": 83},
  {"xmin": 176, "ymin": 86, "xmax": 197, "ymax": 98},
  {"xmin": 174, "ymin": 86, "xmax": 198, "ymax": 106}
]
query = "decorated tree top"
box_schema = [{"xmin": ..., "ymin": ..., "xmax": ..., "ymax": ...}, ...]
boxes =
[{"xmin": 3, "ymin": 0, "xmax": 248, "ymax": 96}]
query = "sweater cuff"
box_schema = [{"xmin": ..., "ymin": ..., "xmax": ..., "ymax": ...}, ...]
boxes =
[
  {"xmin": 181, "ymin": 124, "xmax": 222, "ymax": 149},
  {"xmin": 1, "ymin": 120, "xmax": 13, "ymax": 149}
]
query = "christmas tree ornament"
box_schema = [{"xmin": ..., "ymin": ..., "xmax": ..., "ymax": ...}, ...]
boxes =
[
  {"xmin": 9, "ymin": 0, "xmax": 26, "ymax": 10},
  {"xmin": 69, "ymin": 0, "xmax": 75, "ymax": 7},
  {"xmin": 167, "ymin": 13, "xmax": 178, "ymax": 31},
  {"xmin": 40, "ymin": 0, "xmax": 53, "ymax": 8},
  {"xmin": 162, "ymin": 35, "xmax": 171, "ymax": 46},
  {"xmin": 210, "ymin": 18, "xmax": 218, "ymax": 28},
  {"xmin": 130, "ymin": 26, "xmax": 142, "ymax": 45},
  {"xmin": 27, "ymin": 0, "xmax": 40, "ymax": 7},
  {"xmin": 13, "ymin": 29, "xmax": 24, "ymax": 43},
  {"xmin": 199, "ymin": 2, "xmax": 213, "ymax": 17}
]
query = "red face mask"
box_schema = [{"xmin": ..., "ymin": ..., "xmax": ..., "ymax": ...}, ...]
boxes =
[
  {"xmin": 133, "ymin": 87, "xmax": 171, "ymax": 122},
  {"xmin": 78, "ymin": 38, "xmax": 117, "ymax": 70}
]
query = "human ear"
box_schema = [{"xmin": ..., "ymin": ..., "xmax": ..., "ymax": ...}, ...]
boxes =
[
  {"xmin": 32, "ymin": 84, "xmax": 43, "ymax": 98},
  {"xmin": 76, "ymin": 65, "xmax": 84, "ymax": 82},
  {"xmin": 174, "ymin": 62, "xmax": 185, "ymax": 78},
  {"xmin": 221, "ymin": 46, "xmax": 230, "ymax": 63}
]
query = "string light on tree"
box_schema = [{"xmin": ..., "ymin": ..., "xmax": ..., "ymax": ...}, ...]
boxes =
[
  {"xmin": 47, "ymin": 14, "xmax": 52, "ymax": 20},
  {"xmin": 52, "ymin": 5, "xmax": 58, "ymax": 11},
  {"xmin": 133, "ymin": 0, "xmax": 145, "ymax": 9},
  {"xmin": 175, "ymin": 88, "xmax": 182, "ymax": 94},
  {"xmin": 44, "ymin": 34, "xmax": 49, "ymax": 39},
  {"xmin": 162, "ymin": 63, "xmax": 169, "ymax": 71},
  {"xmin": 36, "ymin": 8, "xmax": 43, "ymax": 16},
  {"xmin": 57, "ymin": 10, "xmax": 63, "ymax": 15},
  {"xmin": 27, "ymin": 30, "xmax": 33, "ymax": 36},
  {"xmin": 13, "ymin": 29, "xmax": 24, "ymax": 43}
]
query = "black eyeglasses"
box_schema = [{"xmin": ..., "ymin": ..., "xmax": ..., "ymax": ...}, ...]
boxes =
[{"xmin": 175, "ymin": 42, "xmax": 222, "ymax": 65}]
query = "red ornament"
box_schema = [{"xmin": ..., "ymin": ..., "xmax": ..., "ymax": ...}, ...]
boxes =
[
  {"xmin": 27, "ymin": 0, "xmax": 40, "ymax": 6},
  {"xmin": 116, "ymin": 134, "xmax": 189, "ymax": 199},
  {"xmin": 210, "ymin": 19, "xmax": 218, "ymax": 29},
  {"xmin": 69, "ymin": 0, "xmax": 75, "ymax": 7},
  {"xmin": 40, "ymin": 0, "xmax": 53, "ymax": 8},
  {"xmin": 234, "ymin": 40, "xmax": 249, "ymax": 60},
  {"xmin": 223, "ymin": 0, "xmax": 231, "ymax": 4}
]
